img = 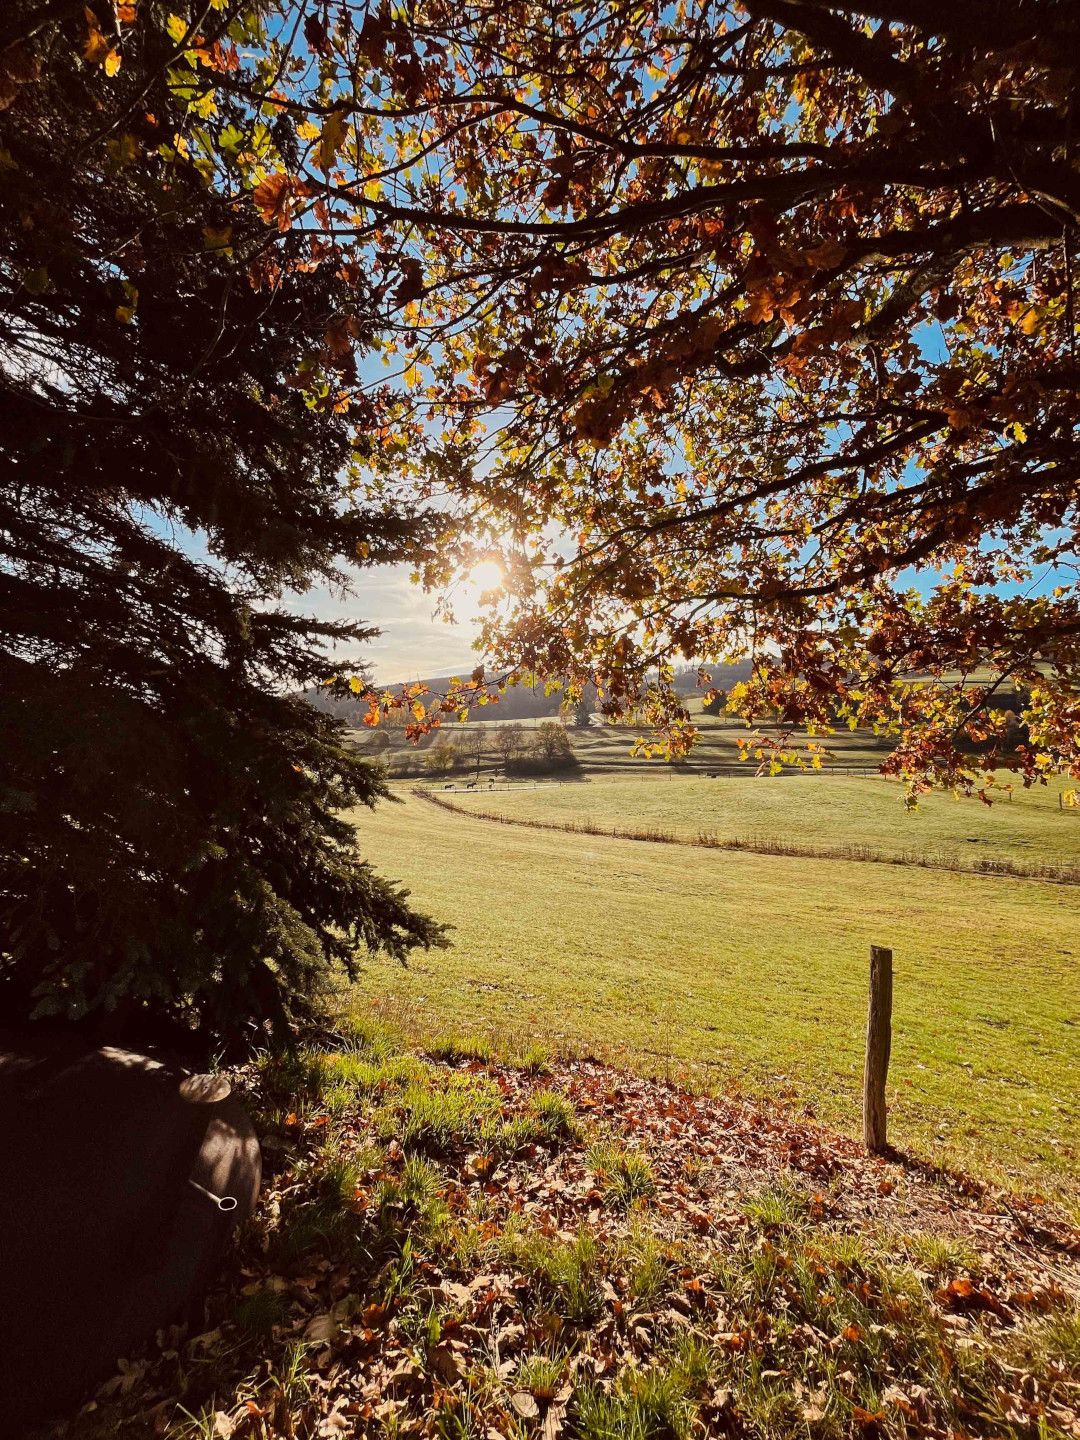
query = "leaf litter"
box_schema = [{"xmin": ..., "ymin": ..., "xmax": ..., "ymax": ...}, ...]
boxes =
[{"xmin": 46, "ymin": 1044, "xmax": 1080, "ymax": 1440}]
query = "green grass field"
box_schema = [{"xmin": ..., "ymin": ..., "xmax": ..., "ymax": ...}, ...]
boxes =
[
  {"xmin": 345, "ymin": 784, "xmax": 1080, "ymax": 1203},
  {"xmin": 443, "ymin": 772, "xmax": 1080, "ymax": 873}
]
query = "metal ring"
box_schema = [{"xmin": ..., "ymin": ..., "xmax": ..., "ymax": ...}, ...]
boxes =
[{"xmin": 188, "ymin": 1177, "xmax": 238, "ymax": 1212}]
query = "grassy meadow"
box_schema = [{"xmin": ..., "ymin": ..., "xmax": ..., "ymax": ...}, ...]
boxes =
[
  {"xmin": 444, "ymin": 771, "xmax": 1080, "ymax": 874},
  {"xmin": 346, "ymin": 782, "xmax": 1079, "ymax": 1203}
]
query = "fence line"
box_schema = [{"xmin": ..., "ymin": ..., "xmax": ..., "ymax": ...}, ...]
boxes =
[{"xmin": 411, "ymin": 788, "xmax": 1080, "ymax": 886}]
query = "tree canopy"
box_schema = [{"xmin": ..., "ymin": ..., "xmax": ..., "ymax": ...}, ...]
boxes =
[
  {"xmin": 359, "ymin": 0, "xmax": 1080, "ymax": 790},
  {"xmin": 0, "ymin": 1, "xmax": 442, "ymax": 1045},
  {"xmin": 85, "ymin": 0, "xmax": 1076, "ymax": 791}
]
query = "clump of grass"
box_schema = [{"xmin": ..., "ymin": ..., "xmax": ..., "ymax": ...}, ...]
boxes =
[
  {"xmin": 528, "ymin": 1088, "xmax": 580, "ymax": 1140},
  {"xmin": 900, "ymin": 1230, "xmax": 981, "ymax": 1278},
  {"xmin": 318, "ymin": 1152, "xmax": 367, "ymax": 1208},
  {"xmin": 620, "ymin": 1221, "xmax": 677, "ymax": 1307},
  {"xmin": 742, "ymin": 1174, "xmax": 814, "ymax": 1234},
  {"xmin": 488, "ymin": 1089, "xmax": 582, "ymax": 1155},
  {"xmin": 380, "ymin": 1235, "xmax": 421, "ymax": 1307},
  {"xmin": 504, "ymin": 1225, "xmax": 604, "ymax": 1323},
  {"xmin": 680, "ymin": 1153, "xmax": 709, "ymax": 1190},
  {"xmin": 270, "ymin": 1140, "xmax": 374, "ymax": 1264},
  {"xmin": 379, "ymin": 1074, "xmax": 502, "ymax": 1153},
  {"xmin": 1006, "ymin": 1305, "xmax": 1080, "ymax": 1374},
  {"xmin": 587, "ymin": 1140, "xmax": 656, "ymax": 1208},
  {"xmin": 509, "ymin": 1041, "xmax": 552, "ymax": 1075},
  {"xmin": 574, "ymin": 1358, "xmax": 700, "ymax": 1440},
  {"xmin": 322, "ymin": 1050, "xmax": 425, "ymax": 1094},
  {"xmin": 514, "ymin": 1350, "xmax": 570, "ymax": 1400},
  {"xmin": 485, "ymin": 1113, "xmax": 541, "ymax": 1156},
  {"xmin": 374, "ymin": 1154, "xmax": 449, "ymax": 1240},
  {"xmin": 427, "ymin": 1032, "xmax": 495, "ymax": 1065},
  {"xmin": 173, "ymin": 1340, "xmax": 316, "ymax": 1440},
  {"xmin": 319, "ymin": 1081, "xmax": 354, "ymax": 1118},
  {"xmin": 231, "ymin": 1287, "xmax": 287, "ymax": 1338},
  {"xmin": 257, "ymin": 1049, "xmax": 330, "ymax": 1106},
  {"xmin": 338, "ymin": 1011, "xmax": 405, "ymax": 1059},
  {"xmin": 275, "ymin": 1185, "xmax": 365, "ymax": 1264},
  {"xmin": 432, "ymin": 1394, "xmax": 487, "ymax": 1440}
]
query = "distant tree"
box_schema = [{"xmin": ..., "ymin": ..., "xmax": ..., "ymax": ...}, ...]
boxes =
[
  {"xmin": 0, "ymin": 3, "xmax": 442, "ymax": 1048},
  {"xmin": 568, "ymin": 695, "xmax": 594, "ymax": 729},
  {"xmin": 424, "ymin": 740, "xmax": 464, "ymax": 776},
  {"xmin": 702, "ymin": 691, "xmax": 727, "ymax": 719},
  {"xmin": 465, "ymin": 727, "xmax": 486, "ymax": 780},
  {"xmin": 532, "ymin": 723, "xmax": 574, "ymax": 764},
  {"xmin": 493, "ymin": 722, "xmax": 526, "ymax": 769}
]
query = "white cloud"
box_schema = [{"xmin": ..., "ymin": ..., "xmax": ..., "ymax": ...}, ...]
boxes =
[{"xmin": 296, "ymin": 562, "xmax": 485, "ymax": 682}]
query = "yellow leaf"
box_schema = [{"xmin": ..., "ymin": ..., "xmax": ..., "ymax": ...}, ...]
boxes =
[
  {"xmin": 202, "ymin": 224, "xmax": 233, "ymax": 256},
  {"xmin": 166, "ymin": 13, "xmax": 187, "ymax": 41},
  {"xmin": 1020, "ymin": 308, "xmax": 1039, "ymax": 335},
  {"xmin": 82, "ymin": 11, "xmax": 110, "ymax": 65},
  {"xmin": 115, "ymin": 305, "xmax": 136, "ymax": 324},
  {"xmin": 1005, "ymin": 420, "xmax": 1027, "ymax": 443},
  {"xmin": 104, "ymin": 47, "xmax": 121, "ymax": 75},
  {"xmin": 317, "ymin": 109, "xmax": 348, "ymax": 171}
]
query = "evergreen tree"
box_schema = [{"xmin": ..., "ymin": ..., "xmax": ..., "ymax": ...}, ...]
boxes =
[{"xmin": 0, "ymin": 5, "xmax": 442, "ymax": 1047}]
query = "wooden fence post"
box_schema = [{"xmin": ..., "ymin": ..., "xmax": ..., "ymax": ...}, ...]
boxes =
[{"xmin": 863, "ymin": 945, "xmax": 893, "ymax": 1154}]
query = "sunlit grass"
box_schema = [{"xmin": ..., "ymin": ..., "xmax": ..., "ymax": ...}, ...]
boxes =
[{"xmin": 343, "ymin": 790, "xmax": 1079, "ymax": 1198}]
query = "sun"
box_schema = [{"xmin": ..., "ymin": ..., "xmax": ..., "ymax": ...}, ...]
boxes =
[{"xmin": 467, "ymin": 559, "xmax": 504, "ymax": 594}]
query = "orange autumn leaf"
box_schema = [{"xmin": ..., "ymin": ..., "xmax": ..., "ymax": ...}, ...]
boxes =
[{"xmin": 252, "ymin": 172, "xmax": 311, "ymax": 231}]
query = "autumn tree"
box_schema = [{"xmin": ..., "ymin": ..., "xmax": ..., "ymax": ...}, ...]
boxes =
[
  {"xmin": 532, "ymin": 723, "xmax": 574, "ymax": 765},
  {"xmin": 34, "ymin": 0, "xmax": 1080, "ymax": 795},
  {"xmin": 193, "ymin": 0, "xmax": 1077, "ymax": 792},
  {"xmin": 0, "ymin": 3, "xmax": 442, "ymax": 1046},
  {"xmin": 424, "ymin": 739, "xmax": 464, "ymax": 775},
  {"xmin": 493, "ymin": 722, "xmax": 527, "ymax": 768}
]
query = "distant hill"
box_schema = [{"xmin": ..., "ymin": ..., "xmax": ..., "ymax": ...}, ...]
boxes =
[{"xmin": 303, "ymin": 661, "xmax": 754, "ymax": 726}]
